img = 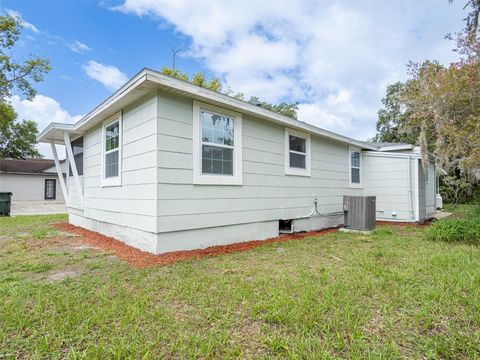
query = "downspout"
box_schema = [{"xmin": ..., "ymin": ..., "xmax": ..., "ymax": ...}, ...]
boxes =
[{"xmin": 407, "ymin": 154, "xmax": 414, "ymax": 220}]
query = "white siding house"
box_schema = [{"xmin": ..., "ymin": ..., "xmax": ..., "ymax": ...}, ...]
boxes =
[
  {"xmin": 362, "ymin": 149, "xmax": 436, "ymax": 222},
  {"xmin": 38, "ymin": 69, "xmax": 439, "ymax": 253},
  {"xmin": 0, "ymin": 159, "xmax": 67, "ymax": 215}
]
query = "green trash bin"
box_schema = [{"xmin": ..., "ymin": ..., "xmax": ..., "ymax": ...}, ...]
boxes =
[{"xmin": 0, "ymin": 192, "xmax": 13, "ymax": 216}]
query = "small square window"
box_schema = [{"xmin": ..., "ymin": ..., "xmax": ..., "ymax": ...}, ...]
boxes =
[{"xmin": 285, "ymin": 128, "xmax": 311, "ymax": 176}]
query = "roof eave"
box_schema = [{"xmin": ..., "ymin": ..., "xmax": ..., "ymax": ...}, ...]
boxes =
[
  {"xmin": 377, "ymin": 145, "xmax": 415, "ymax": 152},
  {"xmin": 38, "ymin": 67, "xmax": 378, "ymax": 150}
]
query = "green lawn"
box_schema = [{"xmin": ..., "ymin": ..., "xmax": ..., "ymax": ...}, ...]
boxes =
[{"xmin": 1, "ymin": 208, "xmax": 480, "ymax": 359}]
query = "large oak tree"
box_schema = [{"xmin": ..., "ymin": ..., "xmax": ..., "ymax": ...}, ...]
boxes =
[{"xmin": 0, "ymin": 14, "xmax": 50, "ymax": 159}]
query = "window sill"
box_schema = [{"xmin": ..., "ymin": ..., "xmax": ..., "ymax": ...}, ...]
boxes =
[
  {"xmin": 101, "ymin": 177, "xmax": 122, "ymax": 187},
  {"xmin": 285, "ymin": 168, "xmax": 311, "ymax": 177}
]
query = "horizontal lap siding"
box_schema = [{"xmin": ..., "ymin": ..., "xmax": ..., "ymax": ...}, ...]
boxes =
[
  {"xmin": 67, "ymin": 176, "xmax": 83, "ymax": 209},
  {"xmin": 82, "ymin": 93, "xmax": 158, "ymax": 232},
  {"xmin": 157, "ymin": 90, "xmax": 360, "ymax": 232},
  {"xmin": 363, "ymin": 155, "xmax": 415, "ymax": 220}
]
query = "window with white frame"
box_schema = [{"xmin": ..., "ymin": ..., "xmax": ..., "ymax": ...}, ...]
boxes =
[
  {"xmin": 285, "ymin": 128, "xmax": 311, "ymax": 176},
  {"xmin": 102, "ymin": 114, "xmax": 122, "ymax": 186},
  {"xmin": 201, "ymin": 110, "xmax": 234, "ymax": 175},
  {"xmin": 193, "ymin": 101, "xmax": 242, "ymax": 185},
  {"xmin": 349, "ymin": 147, "xmax": 361, "ymax": 186}
]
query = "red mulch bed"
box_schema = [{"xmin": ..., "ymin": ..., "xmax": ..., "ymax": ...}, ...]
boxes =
[{"xmin": 53, "ymin": 222, "xmax": 339, "ymax": 269}]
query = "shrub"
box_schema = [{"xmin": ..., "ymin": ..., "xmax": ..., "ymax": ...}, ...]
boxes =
[
  {"xmin": 440, "ymin": 176, "xmax": 473, "ymax": 205},
  {"xmin": 425, "ymin": 217, "xmax": 480, "ymax": 245}
]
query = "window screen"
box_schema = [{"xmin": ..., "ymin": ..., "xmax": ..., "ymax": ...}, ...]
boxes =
[
  {"xmin": 288, "ymin": 135, "xmax": 306, "ymax": 169},
  {"xmin": 201, "ymin": 111, "xmax": 234, "ymax": 175},
  {"xmin": 350, "ymin": 151, "xmax": 361, "ymax": 184},
  {"xmin": 105, "ymin": 122, "xmax": 120, "ymax": 178}
]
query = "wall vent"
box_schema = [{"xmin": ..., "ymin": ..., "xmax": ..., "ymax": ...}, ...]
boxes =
[
  {"xmin": 343, "ymin": 196, "xmax": 376, "ymax": 231},
  {"xmin": 279, "ymin": 219, "xmax": 293, "ymax": 234}
]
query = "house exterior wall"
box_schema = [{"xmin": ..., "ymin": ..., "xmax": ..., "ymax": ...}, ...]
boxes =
[
  {"xmin": 153, "ymin": 90, "xmax": 361, "ymax": 251},
  {"xmin": 64, "ymin": 88, "xmax": 437, "ymax": 254},
  {"xmin": 362, "ymin": 154, "xmax": 416, "ymax": 222},
  {"xmin": 362, "ymin": 153, "xmax": 437, "ymax": 222},
  {"xmin": 68, "ymin": 93, "xmax": 159, "ymax": 252},
  {"xmin": 0, "ymin": 173, "xmax": 65, "ymax": 202}
]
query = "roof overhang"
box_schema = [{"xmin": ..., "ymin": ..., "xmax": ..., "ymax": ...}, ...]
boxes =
[
  {"xmin": 38, "ymin": 68, "xmax": 378, "ymax": 150},
  {"xmin": 363, "ymin": 150, "xmax": 422, "ymax": 159},
  {"xmin": 377, "ymin": 144, "xmax": 415, "ymax": 152}
]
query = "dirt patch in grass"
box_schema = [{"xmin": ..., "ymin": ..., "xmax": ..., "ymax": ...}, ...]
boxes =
[
  {"xmin": 53, "ymin": 222, "xmax": 338, "ymax": 269},
  {"xmin": 46, "ymin": 270, "xmax": 78, "ymax": 281}
]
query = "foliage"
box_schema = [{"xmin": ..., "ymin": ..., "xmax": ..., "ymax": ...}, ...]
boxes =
[
  {"xmin": 160, "ymin": 66, "xmax": 299, "ymax": 119},
  {"xmin": 458, "ymin": 0, "xmax": 480, "ymax": 40},
  {"xmin": 373, "ymin": 3, "xmax": 480, "ymax": 199},
  {"xmin": 425, "ymin": 217, "xmax": 480, "ymax": 245},
  {"xmin": 371, "ymin": 82, "xmax": 419, "ymax": 144},
  {"xmin": 246, "ymin": 96, "xmax": 299, "ymax": 119},
  {"xmin": 374, "ymin": 32, "xmax": 480, "ymax": 192},
  {"xmin": 0, "ymin": 14, "xmax": 51, "ymax": 159},
  {"xmin": 404, "ymin": 42, "xmax": 480, "ymax": 178},
  {"xmin": 0, "ymin": 100, "xmax": 41, "ymax": 158},
  {"xmin": 0, "ymin": 15, "xmax": 51, "ymax": 100},
  {"xmin": 425, "ymin": 205, "xmax": 480, "ymax": 245},
  {"xmin": 440, "ymin": 175, "xmax": 474, "ymax": 204}
]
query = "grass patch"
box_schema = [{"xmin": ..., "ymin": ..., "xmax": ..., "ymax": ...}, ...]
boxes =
[
  {"xmin": 1, "ymin": 208, "xmax": 480, "ymax": 358},
  {"xmin": 0, "ymin": 214, "xmax": 67, "ymax": 239},
  {"xmin": 425, "ymin": 204, "xmax": 480, "ymax": 245}
]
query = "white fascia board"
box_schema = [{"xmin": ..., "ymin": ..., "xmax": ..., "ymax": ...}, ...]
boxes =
[
  {"xmin": 363, "ymin": 151, "xmax": 422, "ymax": 159},
  {"xmin": 377, "ymin": 145, "xmax": 415, "ymax": 151},
  {"xmin": 38, "ymin": 67, "xmax": 378, "ymax": 150},
  {"xmin": 37, "ymin": 122, "xmax": 75, "ymax": 142}
]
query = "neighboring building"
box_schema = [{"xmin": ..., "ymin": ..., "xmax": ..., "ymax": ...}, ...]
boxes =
[
  {"xmin": 38, "ymin": 68, "xmax": 439, "ymax": 254},
  {"xmin": 0, "ymin": 158, "xmax": 67, "ymax": 215}
]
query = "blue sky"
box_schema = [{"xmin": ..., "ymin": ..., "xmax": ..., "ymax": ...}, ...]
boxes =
[{"xmin": 0, "ymin": 0, "xmax": 468, "ymax": 157}]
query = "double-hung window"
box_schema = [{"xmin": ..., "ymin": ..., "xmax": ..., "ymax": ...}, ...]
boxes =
[
  {"xmin": 193, "ymin": 101, "xmax": 242, "ymax": 185},
  {"xmin": 102, "ymin": 114, "xmax": 122, "ymax": 186},
  {"xmin": 285, "ymin": 128, "xmax": 311, "ymax": 176},
  {"xmin": 349, "ymin": 147, "xmax": 362, "ymax": 187}
]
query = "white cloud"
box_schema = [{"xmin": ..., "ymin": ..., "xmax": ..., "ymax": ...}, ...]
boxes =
[
  {"xmin": 9, "ymin": 95, "xmax": 83, "ymax": 159},
  {"xmin": 83, "ymin": 60, "xmax": 128, "ymax": 91},
  {"xmin": 116, "ymin": 0, "xmax": 466, "ymax": 140},
  {"xmin": 68, "ymin": 40, "xmax": 92, "ymax": 54},
  {"xmin": 5, "ymin": 9, "xmax": 39, "ymax": 33}
]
